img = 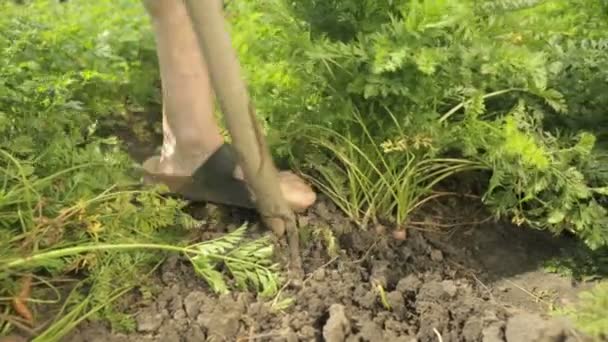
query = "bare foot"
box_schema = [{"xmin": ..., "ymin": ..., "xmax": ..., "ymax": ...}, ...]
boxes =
[
  {"xmin": 278, "ymin": 170, "xmax": 317, "ymax": 212},
  {"xmin": 142, "ymin": 155, "xmax": 316, "ymax": 212}
]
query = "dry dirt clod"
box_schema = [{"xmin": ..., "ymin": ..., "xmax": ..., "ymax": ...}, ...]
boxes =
[
  {"xmin": 315, "ymin": 201, "xmax": 332, "ymax": 220},
  {"xmin": 156, "ymin": 322, "xmax": 181, "ymax": 341},
  {"xmin": 396, "ymin": 274, "xmax": 422, "ymax": 294},
  {"xmin": 183, "ymin": 324, "xmax": 206, "ymax": 342},
  {"xmin": 357, "ymin": 321, "xmax": 384, "ymax": 341},
  {"xmin": 135, "ymin": 309, "xmax": 164, "ymax": 333},
  {"xmin": 462, "ymin": 316, "xmax": 483, "ymax": 341},
  {"xmin": 184, "ymin": 291, "xmax": 207, "ymax": 318},
  {"xmin": 62, "ymin": 199, "xmax": 591, "ymax": 342},
  {"xmin": 482, "ymin": 323, "xmax": 505, "ymax": 342},
  {"xmin": 323, "ymin": 304, "xmax": 350, "ymax": 342},
  {"xmin": 430, "ymin": 249, "xmax": 444, "ymax": 262},
  {"xmin": 505, "ymin": 313, "xmax": 547, "ymax": 341},
  {"xmin": 387, "ymin": 291, "xmax": 407, "ymax": 317},
  {"xmin": 441, "ymin": 280, "xmax": 458, "ymax": 298},
  {"xmin": 374, "ymin": 224, "xmax": 387, "ymax": 235}
]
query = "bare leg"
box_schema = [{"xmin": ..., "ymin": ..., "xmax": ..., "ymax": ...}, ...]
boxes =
[
  {"xmin": 143, "ymin": 0, "xmax": 223, "ymax": 177},
  {"xmin": 141, "ymin": 0, "xmax": 316, "ymax": 211}
]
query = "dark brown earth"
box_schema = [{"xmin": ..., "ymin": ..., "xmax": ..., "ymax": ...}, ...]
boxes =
[
  {"xmin": 59, "ymin": 193, "xmax": 600, "ymax": 342},
  {"xmin": 14, "ymin": 111, "xmax": 601, "ymax": 342}
]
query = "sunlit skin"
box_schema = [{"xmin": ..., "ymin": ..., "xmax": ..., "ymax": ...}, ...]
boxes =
[{"xmin": 140, "ymin": 0, "xmax": 316, "ymax": 212}]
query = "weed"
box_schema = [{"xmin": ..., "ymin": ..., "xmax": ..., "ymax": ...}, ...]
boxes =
[
  {"xmin": 544, "ymin": 248, "xmax": 608, "ymax": 282},
  {"xmin": 374, "ymin": 282, "xmax": 391, "ymax": 310},
  {"xmin": 311, "ymin": 226, "xmax": 340, "ymax": 258},
  {"xmin": 554, "ymin": 281, "xmax": 608, "ymax": 339},
  {"xmin": 300, "ymin": 108, "xmax": 483, "ymax": 230}
]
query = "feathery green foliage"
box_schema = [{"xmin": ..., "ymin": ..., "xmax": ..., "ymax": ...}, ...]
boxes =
[
  {"xmin": 228, "ymin": 0, "xmax": 608, "ymax": 249},
  {"xmin": 2, "ymin": 0, "xmax": 608, "ymax": 338},
  {"xmin": 0, "ymin": 0, "xmax": 178, "ymax": 333},
  {"xmin": 0, "ymin": 0, "xmax": 279, "ymax": 338},
  {"xmin": 227, "ymin": 2, "xmax": 608, "ymax": 334},
  {"xmin": 554, "ymin": 281, "xmax": 608, "ymax": 339},
  {"xmin": 189, "ymin": 224, "xmax": 280, "ymax": 297}
]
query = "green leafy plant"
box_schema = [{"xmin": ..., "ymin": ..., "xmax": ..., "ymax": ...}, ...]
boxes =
[
  {"xmin": 0, "ymin": 148, "xmax": 190, "ymax": 336},
  {"xmin": 446, "ymin": 93, "xmax": 608, "ymax": 249},
  {"xmin": 1, "ymin": 229, "xmax": 279, "ymax": 341},
  {"xmin": 30, "ymin": 275, "xmax": 139, "ymax": 342},
  {"xmin": 554, "ymin": 281, "xmax": 608, "ymax": 339},
  {"xmin": 0, "ymin": 1, "xmax": 168, "ymax": 333},
  {"xmin": 0, "ymin": 0, "xmax": 280, "ymax": 338},
  {"xmin": 3, "ymin": 0, "xmax": 608, "ymax": 338},
  {"xmin": 300, "ymin": 109, "xmax": 483, "ymax": 229},
  {"xmin": 229, "ymin": 0, "xmax": 608, "ymax": 249},
  {"xmin": 544, "ymin": 248, "xmax": 608, "ymax": 282},
  {"xmin": 2, "ymin": 223, "xmax": 280, "ymax": 297},
  {"xmin": 0, "ymin": 150, "xmax": 279, "ymax": 337},
  {"xmin": 188, "ymin": 224, "xmax": 280, "ymax": 297},
  {"xmin": 228, "ymin": 1, "xmax": 608, "ymax": 333}
]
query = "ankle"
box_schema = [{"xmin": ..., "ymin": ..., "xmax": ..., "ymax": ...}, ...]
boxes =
[
  {"xmin": 159, "ymin": 139, "xmax": 227, "ymax": 176},
  {"xmin": 157, "ymin": 150, "xmax": 204, "ymax": 176}
]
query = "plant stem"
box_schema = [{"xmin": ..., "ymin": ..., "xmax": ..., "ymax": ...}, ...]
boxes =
[
  {"xmin": 1, "ymin": 242, "xmax": 277, "ymax": 275},
  {"xmin": 1, "ymin": 243, "xmax": 200, "ymax": 270},
  {"xmin": 439, "ymin": 88, "xmax": 525, "ymax": 123}
]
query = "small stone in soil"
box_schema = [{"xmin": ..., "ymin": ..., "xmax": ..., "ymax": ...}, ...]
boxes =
[
  {"xmin": 430, "ymin": 249, "xmax": 444, "ymax": 262},
  {"xmin": 441, "ymin": 280, "xmax": 458, "ymax": 298},
  {"xmin": 136, "ymin": 309, "xmax": 164, "ymax": 333},
  {"xmin": 323, "ymin": 304, "xmax": 350, "ymax": 342},
  {"xmin": 184, "ymin": 291, "xmax": 206, "ymax": 318},
  {"xmin": 173, "ymin": 309, "xmax": 187, "ymax": 320},
  {"xmin": 396, "ymin": 274, "xmax": 422, "ymax": 294},
  {"xmin": 357, "ymin": 321, "xmax": 383, "ymax": 341},
  {"xmin": 313, "ymin": 268, "xmax": 326, "ymax": 281},
  {"xmin": 462, "ymin": 316, "xmax": 483, "ymax": 341},
  {"xmin": 482, "ymin": 323, "xmax": 505, "ymax": 342},
  {"xmin": 386, "ymin": 291, "xmax": 406, "ymax": 317}
]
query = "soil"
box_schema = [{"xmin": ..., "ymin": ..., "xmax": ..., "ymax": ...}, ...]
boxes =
[
  {"xmin": 9, "ymin": 111, "xmax": 604, "ymax": 342},
  {"xmin": 62, "ymin": 195, "xmax": 600, "ymax": 342}
]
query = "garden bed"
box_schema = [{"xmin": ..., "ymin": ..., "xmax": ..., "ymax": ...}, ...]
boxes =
[
  {"xmin": 2, "ymin": 1, "xmax": 608, "ymax": 341},
  {"xmin": 62, "ymin": 197, "xmax": 596, "ymax": 342}
]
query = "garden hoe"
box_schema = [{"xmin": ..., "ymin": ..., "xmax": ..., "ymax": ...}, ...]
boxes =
[{"xmin": 181, "ymin": 0, "xmax": 303, "ymax": 279}]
